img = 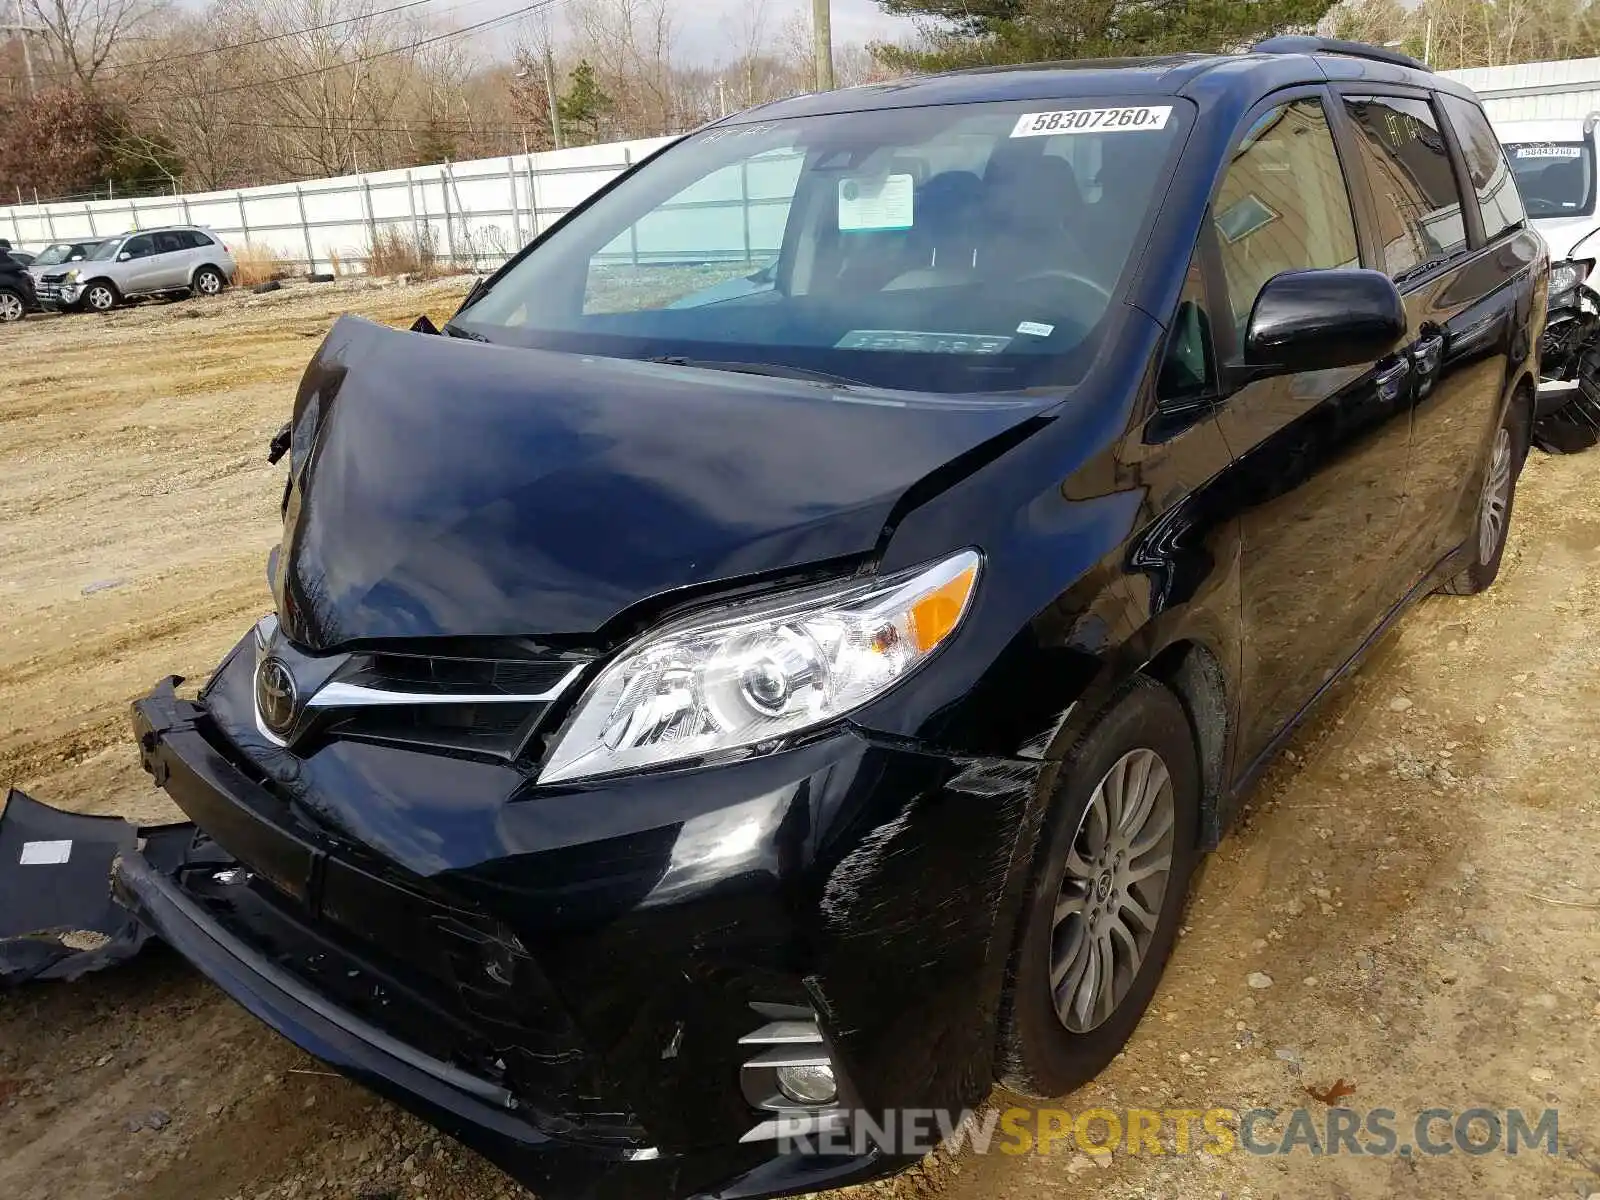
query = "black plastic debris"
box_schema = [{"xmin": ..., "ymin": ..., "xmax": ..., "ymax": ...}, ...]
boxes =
[{"xmin": 0, "ymin": 789, "xmax": 161, "ymax": 984}]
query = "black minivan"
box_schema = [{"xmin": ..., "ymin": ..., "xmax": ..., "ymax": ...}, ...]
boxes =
[{"xmin": 114, "ymin": 37, "xmax": 1541, "ymax": 1200}]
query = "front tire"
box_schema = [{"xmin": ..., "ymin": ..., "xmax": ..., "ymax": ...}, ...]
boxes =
[
  {"xmin": 84, "ymin": 281, "xmax": 119, "ymax": 312},
  {"xmin": 1441, "ymin": 394, "xmax": 1528, "ymax": 595},
  {"xmin": 0, "ymin": 288, "xmax": 24, "ymax": 323},
  {"xmin": 997, "ymin": 675, "xmax": 1200, "ymax": 1098},
  {"xmin": 192, "ymin": 266, "xmax": 225, "ymax": 298}
]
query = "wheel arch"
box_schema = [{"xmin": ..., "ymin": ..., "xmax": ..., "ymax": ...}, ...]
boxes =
[
  {"xmin": 81, "ymin": 277, "xmax": 120, "ymax": 307},
  {"xmin": 1509, "ymin": 368, "xmax": 1537, "ymax": 458},
  {"xmin": 1140, "ymin": 639, "xmax": 1232, "ymax": 849}
]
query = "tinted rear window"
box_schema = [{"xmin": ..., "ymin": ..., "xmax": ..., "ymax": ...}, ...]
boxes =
[
  {"xmin": 1438, "ymin": 94, "xmax": 1524, "ymax": 240},
  {"xmin": 1341, "ymin": 95, "xmax": 1468, "ymax": 278}
]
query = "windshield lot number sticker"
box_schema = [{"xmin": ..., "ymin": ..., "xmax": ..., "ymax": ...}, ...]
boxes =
[
  {"xmin": 1515, "ymin": 145, "xmax": 1581, "ymax": 158},
  {"xmin": 1011, "ymin": 106, "xmax": 1172, "ymax": 137},
  {"xmin": 838, "ymin": 174, "xmax": 915, "ymax": 231}
]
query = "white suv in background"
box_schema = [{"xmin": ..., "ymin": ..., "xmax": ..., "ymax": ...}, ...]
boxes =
[
  {"xmin": 38, "ymin": 225, "xmax": 237, "ymax": 312},
  {"xmin": 1495, "ymin": 116, "xmax": 1600, "ymax": 448}
]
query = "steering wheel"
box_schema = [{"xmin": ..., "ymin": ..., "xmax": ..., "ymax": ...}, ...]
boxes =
[
  {"xmin": 1017, "ymin": 268, "xmax": 1113, "ymax": 300},
  {"xmin": 1010, "ymin": 268, "xmax": 1113, "ymax": 334}
]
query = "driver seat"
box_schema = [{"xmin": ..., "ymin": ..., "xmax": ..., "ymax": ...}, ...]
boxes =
[{"xmin": 976, "ymin": 156, "xmax": 1093, "ymax": 284}]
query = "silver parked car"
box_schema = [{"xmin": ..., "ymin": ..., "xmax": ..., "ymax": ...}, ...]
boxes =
[{"xmin": 37, "ymin": 226, "xmax": 237, "ymax": 312}]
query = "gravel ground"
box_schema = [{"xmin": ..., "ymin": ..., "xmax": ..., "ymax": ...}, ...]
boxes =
[{"xmin": 2, "ymin": 281, "xmax": 1597, "ymax": 1200}]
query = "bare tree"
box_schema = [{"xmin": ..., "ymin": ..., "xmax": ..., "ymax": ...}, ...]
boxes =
[{"xmin": 26, "ymin": 0, "xmax": 162, "ymax": 87}]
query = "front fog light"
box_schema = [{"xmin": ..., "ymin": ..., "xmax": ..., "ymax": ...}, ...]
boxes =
[{"xmin": 776, "ymin": 1063, "xmax": 837, "ymax": 1105}]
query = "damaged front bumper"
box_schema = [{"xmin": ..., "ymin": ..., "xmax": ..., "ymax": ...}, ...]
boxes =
[
  {"xmin": 1537, "ymin": 288, "xmax": 1600, "ymax": 415},
  {"xmin": 91, "ymin": 668, "xmax": 1042, "ymax": 1200}
]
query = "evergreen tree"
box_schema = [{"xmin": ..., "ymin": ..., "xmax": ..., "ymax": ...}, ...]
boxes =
[
  {"xmin": 874, "ymin": 0, "xmax": 1338, "ymax": 72},
  {"xmin": 558, "ymin": 60, "xmax": 614, "ymax": 144}
]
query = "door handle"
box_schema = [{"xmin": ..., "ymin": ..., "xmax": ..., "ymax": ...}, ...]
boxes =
[
  {"xmin": 1414, "ymin": 330, "xmax": 1446, "ymax": 376},
  {"xmin": 1374, "ymin": 356, "xmax": 1411, "ymax": 402}
]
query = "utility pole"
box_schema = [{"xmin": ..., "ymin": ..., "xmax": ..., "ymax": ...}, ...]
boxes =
[
  {"xmin": 812, "ymin": 0, "xmax": 833, "ymax": 91},
  {"xmin": 542, "ymin": 46, "xmax": 564, "ymax": 151},
  {"xmin": 2, "ymin": 0, "xmax": 38, "ymax": 96}
]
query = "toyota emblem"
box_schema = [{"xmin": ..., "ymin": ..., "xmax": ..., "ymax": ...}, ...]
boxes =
[{"xmin": 255, "ymin": 657, "xmax": 299, "ymax": 736}]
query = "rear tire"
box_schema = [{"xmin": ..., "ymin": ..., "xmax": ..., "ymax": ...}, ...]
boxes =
[
  {"xmin": 1441, "ymin": 394, "xmax": 1528, "ymax": 596},
  {"xmin": 84, "ymin": 281, "xmax": 119, "ymax": 312},
  {"xmin": 997, "ymin": 675, "xmax": 1200, "ymax": 1098},
  {"xmin": 0, "ymin": 288, "xmax": 24, "ymax": 323},
  {"xmin": 193, "ymin": 266, "xmax": 225, "ymax": 298}
]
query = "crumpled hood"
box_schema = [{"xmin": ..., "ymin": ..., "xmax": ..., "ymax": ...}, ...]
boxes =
[
  {"xmin": 274, "ymin": 317, "xmax": 1047, "ymax": 650},
  {"xmin": 1531, "ymin": 214, "xmax": 1600, "ymax": 259}
]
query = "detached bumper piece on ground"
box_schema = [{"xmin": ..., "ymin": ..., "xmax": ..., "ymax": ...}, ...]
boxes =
[{"xmin": 0, "ymin": 789, "xmax": 188, "ymax": 984}]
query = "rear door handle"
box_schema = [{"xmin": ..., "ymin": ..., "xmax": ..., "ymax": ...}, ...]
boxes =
[{"xmin": 1375, "ymin": 356, "xmax": 1411, "ymax": 402}]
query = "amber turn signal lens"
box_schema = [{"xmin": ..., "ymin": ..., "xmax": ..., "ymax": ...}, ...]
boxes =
[{"xmin": 909, "ymin": 565, "xmax": 977, "ymax": 652}]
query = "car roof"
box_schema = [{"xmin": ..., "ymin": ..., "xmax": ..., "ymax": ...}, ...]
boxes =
[
  {"xmin": 721, "ymin": 47, "xmax": 1473, "ymax": 125},
  {"xmin": 1494, "ymin": 117, "xmax": 1590, "ymax": 142},
  {"xmin": 114, "ymin": 225, "xmax": 209, "ymax": 236}
]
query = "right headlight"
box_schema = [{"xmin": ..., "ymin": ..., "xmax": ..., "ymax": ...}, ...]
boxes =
[
  {"xmin": 62, "ymin": 268, "xmax": 80, "ymax": 283},
  {"xmin": 539, "ymin": 549, "xmax": 982, "ymax": 783}
]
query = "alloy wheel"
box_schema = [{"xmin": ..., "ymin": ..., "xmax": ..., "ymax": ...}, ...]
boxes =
[
  {"xmin": 0, "ymin": 292, "xmax": 22, "ymax": 322},
  {"xmin": 1049, "ymin": 747, "xmax": 1177, "ymax": 1033},
  {"xmin": 1478, "ymin": 426, "xmax": 1512, "ymax": 564},
  {"xmin": 88, "ymin": 285, "xmax": 115, "ymax": 311},
  {"xmin": 197, "ymin": 271, "xmax": 222, "ymax": 295}
]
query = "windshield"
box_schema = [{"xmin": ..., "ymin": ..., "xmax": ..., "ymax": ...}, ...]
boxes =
[
  {"xmin": 86, "ymin": 239, "xmax": 122, "ymax": 261},
  {"xmin": 455, "ymin": 98, "xmax": 1191, "ymax": 392},
  {"xmin": 33, "ymin": 240, "xmax": 103, "ymax": 267},
  {"xmin": 1505, "ymin": 142, "xmax": 1595, "ymax": 217}
]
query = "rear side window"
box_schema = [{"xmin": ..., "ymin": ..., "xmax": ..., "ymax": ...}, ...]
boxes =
[
  {"xmin": 1213, "ymin": 98, "xmax": 1360, "ymax": 336},
  {"xmin": 154, "ymin": 232, "xmax": 186, "ymax": 254},
  {"xmin": 1438, "ymin": 94, "xmax": 1525, "ymax": 241},
  {"xmin": 186, "ymin": 230, "xmax": 215, "ymax": 248},
  {"xmin": 1341, "ymin": 95, "xmax": 1468, "ymax": 277}
]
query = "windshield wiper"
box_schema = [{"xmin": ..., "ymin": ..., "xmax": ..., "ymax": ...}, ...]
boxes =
[
  {"xmin": 645, "ymin": 356, "xmax": 863, "ymax": 388},
  {"xmin": 441, "ymin": 322, "xmax": 490, "ymax": 342}
]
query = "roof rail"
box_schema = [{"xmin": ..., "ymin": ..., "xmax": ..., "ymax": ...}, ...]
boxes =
[{"xmin": 1250, "ymin": 36, "xmax": 1430, "ymax": 73}]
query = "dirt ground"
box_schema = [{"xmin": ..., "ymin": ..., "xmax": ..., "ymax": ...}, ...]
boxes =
[{"xmin": 2, "ymin": 282, "xmax": 1598, "ymax": 1200}]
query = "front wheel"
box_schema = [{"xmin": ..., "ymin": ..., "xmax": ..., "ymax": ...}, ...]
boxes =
[
  {"xmin": 997, "ymin": 675, "xmax": 1200, "ymax": 1098},
  {"xmin": 84, "ymin": 281, "xmax": 119, "ymax": 312},
  {"xmin": 1440, "ymin": 396, "xmax": 1528, "ymax": 595},
  {"xmin": 0, "ymin": 288, "xmax": 24, "ymax": 323},
  {"xmin": 192, "ymin": 266, "xmax": 225, "ymax": 298}
]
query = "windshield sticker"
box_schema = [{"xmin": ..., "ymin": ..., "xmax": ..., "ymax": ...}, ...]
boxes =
[
  {"xmin": 1514, "ymin": 144, "xmax": 1582, "ymax": 158},
  {"xmin": 836, "ymin": 330, "xmax": 1012, "ymax": 354},
  {"xmin": 1016, "ymin": 321, "xmax": 1055, "ymax": 337},
  {"xmin": 838, "ymin": 174, "xmax": 915, "ymax": 231},
  {"xmin": 1011, "ymin": 106, "xmax": 1172, "ymax": 138}
]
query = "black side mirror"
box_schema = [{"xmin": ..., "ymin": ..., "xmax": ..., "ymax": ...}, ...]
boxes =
[{"xmin": 1244, "ymin": 269, "xmax": 1406, "ymax": 375}]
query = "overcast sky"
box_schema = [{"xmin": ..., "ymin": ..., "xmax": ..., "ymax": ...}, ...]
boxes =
[{"xmin": 534, "ymin": 0, "xmax": 919, "ymax": 64}]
